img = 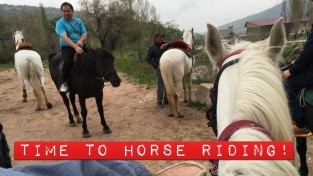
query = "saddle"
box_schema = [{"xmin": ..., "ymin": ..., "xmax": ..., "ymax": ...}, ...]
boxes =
[
  {"xmin": 16, "ymin": 42, "xmax": 33, "ymax": 52},
  {"xmin": 170, "ymin": 41, "xmax": 193, "ymax": 58}
]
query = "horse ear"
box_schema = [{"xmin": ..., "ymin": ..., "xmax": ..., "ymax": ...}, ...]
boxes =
[
  {"xmin": 205, "ymin": 23, "xmax": 227, "ymax": 69},
  {"xmin": 11, "ymin": 29, "xmax": 15, "ymax": 34},
  {"xmin": 267, "ymin": 17, "xmax": 286, "ymax": 61},
  {"xmin": 191, "ymin": 28, "xmax": 193, "ymax": 33}
]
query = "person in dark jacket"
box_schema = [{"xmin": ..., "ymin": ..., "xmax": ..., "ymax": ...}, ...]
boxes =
[
  {"xmin": 0, "ymin": 123, "xmax": 12, "ymax": 168},
  {"xmin": 146, "ymin": 32, "xmax": 171, "ymax": 108},
  {"xmin": 282, "ymin": 23, "xmax": 313, "ymax": 137}
]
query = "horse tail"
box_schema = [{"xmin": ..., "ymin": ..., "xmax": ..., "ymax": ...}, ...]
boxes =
[
  {"xmin": 161, "ymin": 55, "xmax": 178, "ymax": 114},
  {"xmin": 48, "ymin": 53, "xmax": 57, "ymax": 63},
  {"xmin": 27, "ymin": 59, "xmax": 43, "ymax": 106}
]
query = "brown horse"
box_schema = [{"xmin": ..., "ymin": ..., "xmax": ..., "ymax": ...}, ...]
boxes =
[{"xmin": 48, "ymin": 47, "xmax": 121, "ymax": 138}]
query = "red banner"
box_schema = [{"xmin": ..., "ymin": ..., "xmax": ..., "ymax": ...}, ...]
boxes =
[{"xmin": 14, "ymin": 141, "xmax": 293, "ymax": 160}]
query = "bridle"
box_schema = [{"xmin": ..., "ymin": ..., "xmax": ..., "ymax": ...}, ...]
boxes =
[
  {"xmin": 13, "ymin": 32, "xmax": 25, "ymax": 46},
  {"xmin": 94, "ymin": 57, "xmax": 116, "ymax": 82},
  {"xmin": 206, "ymin": 49, "xmax": 274, "ymax": 176},
  {"xmin": 182, "ymin": 30, "xmax": 196, "ymax": 51}
]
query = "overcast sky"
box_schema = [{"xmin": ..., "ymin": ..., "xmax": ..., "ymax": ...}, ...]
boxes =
[{"xmin": 5, "ymin": 0, "xmax": 282, "ymax": 33}]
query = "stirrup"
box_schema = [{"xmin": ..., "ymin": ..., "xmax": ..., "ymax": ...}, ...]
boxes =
[{"xmin": 59, "ymin": 82, "xmax": 69, "ymax": 93}]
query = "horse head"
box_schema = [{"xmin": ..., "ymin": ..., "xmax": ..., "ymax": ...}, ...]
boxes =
[
  {"xmin": 205, "ymin": 17, "xmax": 297, "ymax": 176},
  {"xmin": 182, "ymin": 28, "xmax": 196, "ymax": 50},
  {"xmin": 12, "ymin": 30, "xmax": 25, "ymax": 46},
  {"xmin": 90, "ymin": 47, "xmax": 121, "ymax": 87}
]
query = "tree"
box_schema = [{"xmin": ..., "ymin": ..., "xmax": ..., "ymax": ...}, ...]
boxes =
[
  {"xmin": 126, "ymin": 0, "xmax": 158, "ymax": 61},
  {"xmin": 39, "ymin": 3, "xmax": 59, "ymax": 53},
  {"xmin": 78, "ymin": 0, "xmax": 133, "ymax": 51}
]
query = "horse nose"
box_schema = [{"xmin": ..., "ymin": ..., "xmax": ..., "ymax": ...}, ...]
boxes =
[{"xmin": 111, "ymin": 78, "xmax": 121, "ymax": 87}]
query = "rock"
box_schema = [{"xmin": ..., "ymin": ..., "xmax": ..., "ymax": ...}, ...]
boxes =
[{"xmin": 196, "ymin": 83, "xmax": 213, "ymax": 106}]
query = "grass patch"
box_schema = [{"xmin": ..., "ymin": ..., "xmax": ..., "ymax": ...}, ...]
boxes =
[
  {"xmin": 0, "ymin": 63, "xmax": 14, "ymax": 71},
  {"xmin": 114, "ymin": 51, "xmax": 156, "ymax": 85},
  {"xmin": 187, "ymin": 101, "xmax": 207, "ymax": 111}
]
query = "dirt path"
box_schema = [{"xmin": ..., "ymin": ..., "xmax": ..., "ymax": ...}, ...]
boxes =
[{"xmin": 0, "ymin": 68, "xmax": 215, "ymax": 174}]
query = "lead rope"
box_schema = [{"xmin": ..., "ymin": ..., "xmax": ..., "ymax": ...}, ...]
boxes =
[
  {"xmin": 154, "ymin": 161, "xmax": 209, "ymax": 176},
  {"xmin": 298, "ymin": 87, "xmax": 307, "ymax": 108}
]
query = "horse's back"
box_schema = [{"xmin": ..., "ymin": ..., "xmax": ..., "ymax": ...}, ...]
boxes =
[
  {"xmin": 15, "ymin": 50, "xmax": 43, "ymax": 79},
  {"xmin": 160, "ymin": 49, "xmax": 192, "ymax": 76}
]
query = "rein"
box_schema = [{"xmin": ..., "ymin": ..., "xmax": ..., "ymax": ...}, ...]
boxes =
[
  {"xmin": 206, "ymin": 49, "xmax": 244, "ymax": 136},
  {"xmin": 210, "ymin": 120, "xmax": 274, "ymax": 176},
  {"xmin": 94, "ymin": 58, "xmax": 116, "ymax": 82}
]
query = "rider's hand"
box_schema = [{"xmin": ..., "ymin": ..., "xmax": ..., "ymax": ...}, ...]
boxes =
[
  {"xmin": 282, "ymin": 70, "xmax": 291, "ymax": 79},
  {"xmin": 74, "ymin": 45, "xmax": 84, "ymax": 54},
  {"xmin": 76, "ymin": 40, "xmax": 83, "ymax": 47}
]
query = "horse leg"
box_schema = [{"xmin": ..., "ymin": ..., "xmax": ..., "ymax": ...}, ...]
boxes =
[
  {"xmin": 69, "ymin": 93, "xmax": 82, "ymax": 124},
  {"xmin": 78, "ymin": 95, "xmax": 91, "ymax": 138},
  {"xmin": 296, "ymin": 137, "xmax": 308, "ymax": 176},
  {"xmin": 59, "ymin": 92, "xmax": 76, "ymax": 127},
  {"xmin": 182, "ymin": 77, "xmax": 188, "ymax": 103},
  {"xmin": 187, "ymin": 71, "xmax": 192, "ymax": 103},
  {"xmin": 175, "ymin": 81, "xmax": 184, "ymax": 118},
  {"xmin": 168, "ymin": 94, "xmax": 175, "ymax": 117},
  {"xmin": 95, "ymin": 91, "xmax": 111, "ymax": 134},
  {"xmin": 39, "ymin": 77, "xmax": 52, "ymax": 109},
  {"xmin": 21, "ymin": 79, "xmax": 27, "ymax": 102}
]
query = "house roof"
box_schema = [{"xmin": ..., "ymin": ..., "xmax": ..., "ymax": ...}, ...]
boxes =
[{"xmin": 245, "ymin": 17, "xmax": 309, "ymax": 27}]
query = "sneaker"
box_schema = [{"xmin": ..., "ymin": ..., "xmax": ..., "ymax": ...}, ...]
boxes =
[
  {"xmin": 59, "ymin": 82, "xmax": 69, "ymax": 93},
  {"xmin": 293, "ymin": 125, "xmax": 313, "ymax": 137},
  {"xmin": 163, "ymin": 101, "xmax": 169, "ymax": 105},
  {"xmin": 157, "ymin": 103, "xmax": 164, "ymax": 108}
]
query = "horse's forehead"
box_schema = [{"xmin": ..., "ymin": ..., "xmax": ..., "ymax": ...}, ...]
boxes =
[{"xmin": 14, "ymin": 31, "xmax": 24, "ymax": 39}]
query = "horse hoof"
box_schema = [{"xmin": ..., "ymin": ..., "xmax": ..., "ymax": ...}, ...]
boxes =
[
  {"xmin": 168, "ymin": 113, "xmax": 175, "ymax": 117},
  {"xmin": 178, "ymin": 114, "xmax": 184, "ymax": 118},
  {"xmin": 69, "ymin": 123, "xmax": 76, "ymax": 127},
  {"xmin": 35, "ymin": 108, "xmax": 42, "ymax": 111},
  {"xmin": 183, "ymin": 100, "xmax": 188, "ymax": 103},
  {"xmin": 103, "ymin": 128, "xmax": 112, "ymax": 134},
  {"xmin": 23, "ymin": 99, "xmax": 27, "ymax": 102},
  {"xmin": 83, "ymin": 133, "xmax": 91, "ymax": 138},
  {"xmin": 46, "ymin": 103, "xmax": 52, "ymax": 109}
]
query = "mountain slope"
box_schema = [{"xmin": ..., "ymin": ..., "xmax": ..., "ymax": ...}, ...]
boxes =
[{"xmin": 217, "ymin": 2, "xmax": 282, "ymax": 32}]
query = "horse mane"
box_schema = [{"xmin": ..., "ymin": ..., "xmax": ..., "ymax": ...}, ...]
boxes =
[
  {"xmin": 228, "ymin": 41, "xmax": 293, "ymax": 142},
  {"xmin": 219, "ymin": 41, "xmax": 297, "ymax": 176},
  {"xmin": 75, "ymin": 47, "xmax": 115, "ymax": 76}
]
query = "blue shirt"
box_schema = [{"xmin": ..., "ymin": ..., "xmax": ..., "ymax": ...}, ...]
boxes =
[{"xmin": 55, "ymin": 17, "xmax": 87, "ymax": 47}]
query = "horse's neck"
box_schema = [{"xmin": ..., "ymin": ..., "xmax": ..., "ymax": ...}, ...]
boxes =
[
  {"xmin": 15, "ymin": 44, "xmax": 20, "ymax": 51},
  {"xmin": 217, "ymin": 56, "xmax": 240, "ymax": 137}
]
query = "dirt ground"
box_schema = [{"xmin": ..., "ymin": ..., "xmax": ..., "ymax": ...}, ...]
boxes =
[
  {"xmin": 0, "ymin": 68, "xmax": 312, "ymax": 175},
  {"xmin": 0, "ymin": 68, "xmax": 215, "ymax": 174}
]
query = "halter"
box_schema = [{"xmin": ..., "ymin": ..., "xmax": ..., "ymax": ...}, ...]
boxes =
[
  {"xmin": 13, "ymin": 32, "xmax": 25, "ymax": 52},
  {"xmin": 95, "ymin": 57, "xmax": 116, "ymax": 82},
  {"xmin": 206, "ymin": 49, "xmax": 274, "ymax": 176}
]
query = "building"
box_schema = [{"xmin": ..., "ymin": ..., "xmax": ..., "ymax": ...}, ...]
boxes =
[{"xmin": 245, "ymin": 17, "xmax": 309, "ymax": 37}]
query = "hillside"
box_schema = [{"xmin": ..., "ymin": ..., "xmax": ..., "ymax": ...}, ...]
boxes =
[
  {"xmin": 0, "ymin": 4, "xmax": 61, "ymax": 19},
  {"xmin": 217, "ymin": 2, "xmax": 282, "ymax": 32}
]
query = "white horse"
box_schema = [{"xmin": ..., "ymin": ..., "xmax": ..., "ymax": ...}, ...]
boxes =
[
  {"xmin": 160, "ymin": 29, "xmax": 195, "ymax": 118},
  {"xmin": 205, "ymin": 18, "xmax": 298, "ymax": 175},
  {"xmin": 13, "ymin": 30, "xmax": 52, "ymax": 111}
]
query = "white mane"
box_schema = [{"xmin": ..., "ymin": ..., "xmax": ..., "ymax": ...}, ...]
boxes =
[{"xmin": 205, "ymin": 18, "xmax": 298, "ymax": 176}]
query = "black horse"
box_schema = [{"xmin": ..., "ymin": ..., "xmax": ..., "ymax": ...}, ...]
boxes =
[{"xmin": 48, "ymin": 47, "xmax": 121, "ymax": 138}]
